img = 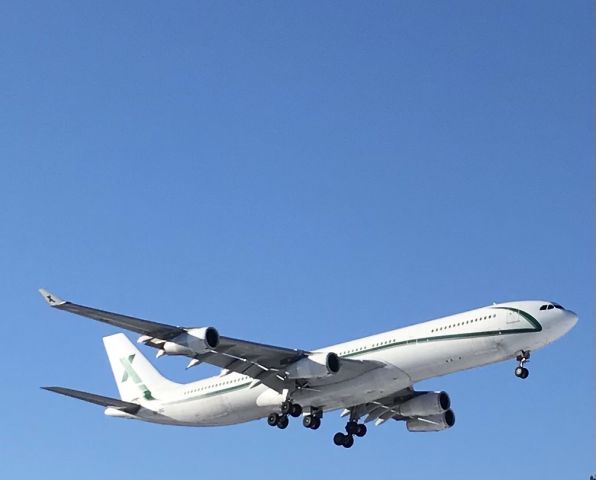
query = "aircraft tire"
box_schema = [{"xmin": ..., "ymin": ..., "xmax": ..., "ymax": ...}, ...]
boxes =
[
  {"xmin": 345, "ymin": 421, "xmax": 358, "ymax": 435},
  {"xmin": 281, "ymin": 401, "xmax": 292, "ymax": 415},
  {"xmin": 277, "ymin": 415, "xmax": 289, "ymax": 429},
  {"xmin": 303, "ymin": 415, "xmax": 314, "ymax": 428},
  {"xmin": 342, "ymin": 435, "xmax": 354, "ymax": 448},
  {"xmin": 333, "ymin": 432, "xmax": 346, "ymax": 446},
  {"xmin": 267, "ymin": 413, "xmax": 279, "ymax": 426}
]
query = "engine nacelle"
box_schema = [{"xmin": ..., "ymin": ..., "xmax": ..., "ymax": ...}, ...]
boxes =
[
  {"xmin": 398, "ymin": 391, "xmax": 451, "ymax": 417},
  {"xmin": 285, "ymin": 352, "xmax": 340, "ymax": 379},
  {"xmin": 163, "ymin": 327, "xmax": 219, "ymax": 356},
  {"xmin": 406, "ymin": 409, "xmax": 455, "ymax": 432}
]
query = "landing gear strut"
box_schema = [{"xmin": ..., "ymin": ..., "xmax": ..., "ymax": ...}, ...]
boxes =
[
  {"xmin": 514, "ymin": 350, "xmax": 530, "ymax": 379},
  {"xmin": 333, "ymin": 411, "xmax": 367, "ymax": 448}
]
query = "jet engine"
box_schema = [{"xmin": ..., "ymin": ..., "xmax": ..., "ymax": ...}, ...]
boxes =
[
  {"xmin": 406, "ymin": 409, "xmax": 455, "ymax": 432},
  {"xmin": 162, "ymin": 327, "xmax": 220, "ymax": 356},
  {"xmin": 285, "ymin": 352, "xmax": 340, "ymax": 379},
  {"xmin": 397, "ymin": 391, "xmax": 451, "ymax": 417}
]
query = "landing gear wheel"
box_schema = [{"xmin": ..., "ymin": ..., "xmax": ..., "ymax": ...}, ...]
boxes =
[
  {"xmin": 290, "ymin": 403, "xmax": 303, "ymax": 417},
  {"xmin": 280, "ymin": 401, "xmax": 292, "ymax": 415},
  {"xmin": 345, "ymin": 420, "xmax": 358, "ymax": 435},
  {"xmin": 267, "ymin": 413, "xmax": 279, "ymax": 427},
  {"xmin": 276, "ymin": 415, "xmax": 289, "ymax": 429},
  {"xmin": 515, "ymin": 366, "xmax": 524, "ymax": 377},
  {"xmin": 333, "ymin": 432, "xmax": 354, "ymax": 448},
  {"xmin": 355, "ymin": 424, "xmax": 367, "ymax": 437},
  {"xmin": 520, "ymin": 367, "xmax": 529, "ymax": 379},
  {"xmin": 303, "ymin": 415, "xmax": 314, "ymax": 429},
  {"xmin": 303, "ymin": 415, "xmax": 322, "ymax": 430},
  {"xmin": 333, "ymin": 432, "xmax": 346, "ymax": 446}
]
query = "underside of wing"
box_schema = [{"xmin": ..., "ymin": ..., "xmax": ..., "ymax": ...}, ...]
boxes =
[
  {"xmin": 180, "ymin": 335, "xmax": 305, "ymax": 391},
  {"xmin": 342, "ymin": 388, "xmax": 456, "ymax": 431}
]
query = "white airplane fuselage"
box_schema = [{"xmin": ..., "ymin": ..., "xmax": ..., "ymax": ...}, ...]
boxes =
[{"xmin": 112, "ymin": 300, "xmax": 577, "ymax": 427}]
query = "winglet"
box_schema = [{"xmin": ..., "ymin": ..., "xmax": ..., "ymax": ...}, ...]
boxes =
[{"xmin": 38, "ymin": 288, "xmax": 66, "ymax": 306}]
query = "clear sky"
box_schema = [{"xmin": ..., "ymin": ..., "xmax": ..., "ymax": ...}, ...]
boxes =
[{"xmin": 1, "ymin": 1, "xmax": 593, "ymax": 478}]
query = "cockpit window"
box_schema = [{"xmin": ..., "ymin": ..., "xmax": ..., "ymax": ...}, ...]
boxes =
[{"xmin": 540, "ymin": 303, "xmax": 565, "ymax": 311}]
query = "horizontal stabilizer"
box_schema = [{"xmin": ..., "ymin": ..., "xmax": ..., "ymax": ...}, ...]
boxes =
[{"xmin": 42, "ymin": 386, "xmax": 141, "ymax": 414}]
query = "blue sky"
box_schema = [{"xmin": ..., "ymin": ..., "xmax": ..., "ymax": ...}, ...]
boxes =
[{"xmin": 1, "ymin": 1, "xmax": 593, "ymax": 478}]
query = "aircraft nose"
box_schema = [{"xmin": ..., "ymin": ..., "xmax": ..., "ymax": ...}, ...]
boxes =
[
  {"xmin": 563, "ymin": 310, "xmax": 578, "ymax": 331},
  {"xmin": 545, "ymin": 309, "xmax": 578, "ymax": 341}
]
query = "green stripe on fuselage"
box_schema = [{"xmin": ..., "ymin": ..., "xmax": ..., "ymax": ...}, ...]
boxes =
[
  {"xmin": 168, "ymin": 381, "xmax": 253, "ymax": 405},
  {"xmin": 343, "ymin": 307, "xmax": 541, "ymax": 358}
]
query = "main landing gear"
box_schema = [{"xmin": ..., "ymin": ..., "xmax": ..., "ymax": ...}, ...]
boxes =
[
  {"xmin": 514, "ymin": 350, "xmax": 530, "ymax": 379},
  {"xmin": 302, "ymin": 408, "xmax": 322, "ymax": 430},
  {"xmin": 333, "ymin": 419, "xmax": 367, "ymax": 448},
  {"xmin": 267, "ymin": 401, "xmax": 303, "ymax": 429}
]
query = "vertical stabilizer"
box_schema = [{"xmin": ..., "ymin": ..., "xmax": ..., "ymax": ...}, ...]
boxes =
[{"xmin": 103, "ymin": 333, "xmax": 179, "ymax": 402}]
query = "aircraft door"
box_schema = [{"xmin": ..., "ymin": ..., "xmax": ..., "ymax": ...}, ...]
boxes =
[{"xmin": 505, "ymin": 309, "xmax": 520, "ymax": 325}]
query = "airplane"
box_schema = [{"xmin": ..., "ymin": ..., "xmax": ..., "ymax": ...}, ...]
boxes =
[{"xmin": 39, "ymin": 289, "xmax": 577, "ymax": 448}]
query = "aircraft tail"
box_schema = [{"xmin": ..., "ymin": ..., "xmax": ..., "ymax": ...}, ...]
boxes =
[{"xmin": 103, "ymin": 333, "xmax": 180, "ymax": 402}]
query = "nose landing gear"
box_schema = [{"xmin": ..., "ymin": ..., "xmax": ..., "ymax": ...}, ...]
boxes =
[{"xmin": 514, "ymin": 350, "xmax": 530, "ymax": 379}]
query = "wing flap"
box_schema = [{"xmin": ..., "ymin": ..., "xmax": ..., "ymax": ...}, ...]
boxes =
[{"xmin": 216, "ymin": 336, "xmax": 303, "ymax": 369}]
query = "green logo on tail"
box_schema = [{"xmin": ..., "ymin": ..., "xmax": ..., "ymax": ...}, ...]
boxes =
[{"xmin": 119, "ymin": 354, "xmax": 155, "ymax": 400}]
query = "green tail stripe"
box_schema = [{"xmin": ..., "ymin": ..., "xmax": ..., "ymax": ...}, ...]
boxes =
[{"xmin": 119, "ymin": 354, "xmax": 155, "ymax": 400}]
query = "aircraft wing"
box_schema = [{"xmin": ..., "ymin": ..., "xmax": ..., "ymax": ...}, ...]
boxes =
[
  {"xmin": 39, "ymin": 289, "xmax": 185, "ymax": 340},
  {"xmin": 343, "ymin": 388, "xmax": 417, "ymax": 425},
  {"xmin": 188, "ymin": 339, "xmax": 385, "ymax": 392},
  {"xmin": 42, "ymin": 386, "xmax": 141, "ymax": 414},
  {"xmin": 39, "ymin": 289, "xmax": 385, "ymax": 392}
]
